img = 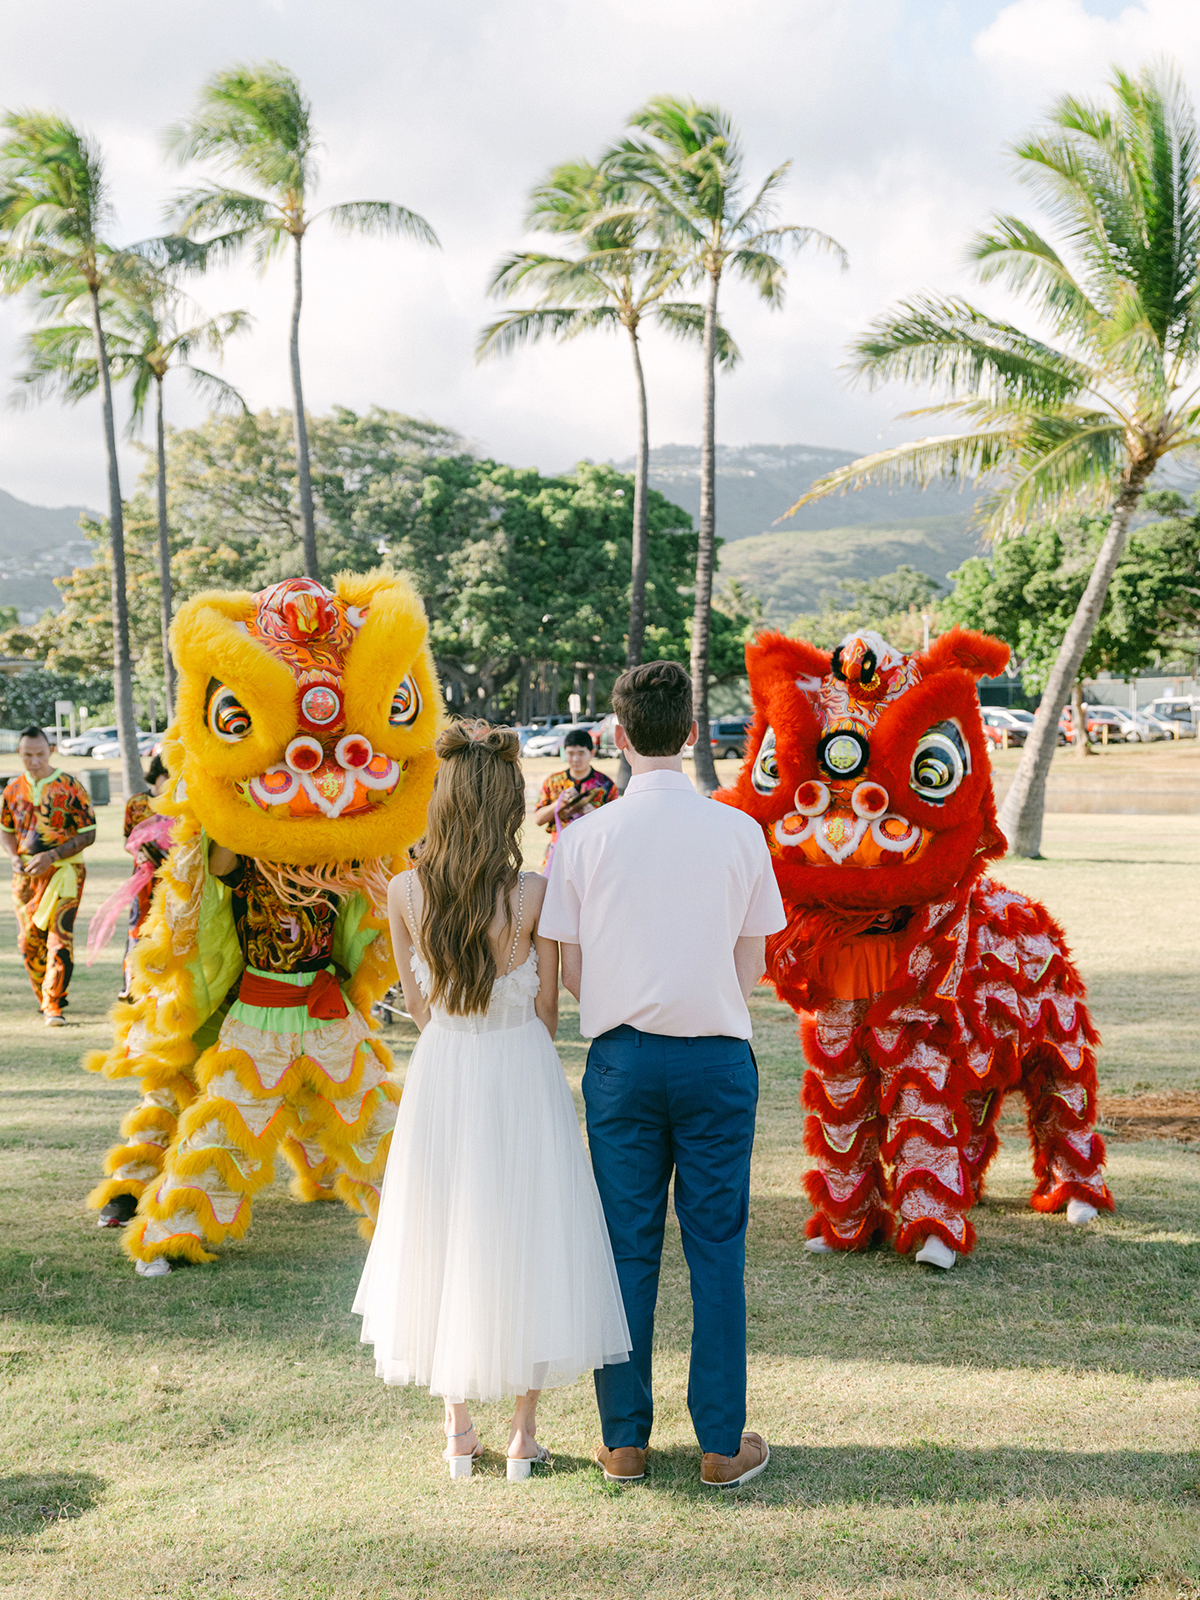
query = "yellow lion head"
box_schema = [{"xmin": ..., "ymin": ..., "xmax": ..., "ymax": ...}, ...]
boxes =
[{"xmin": 158, "ymin": 571, "xmax": 440, "ymax": 865}]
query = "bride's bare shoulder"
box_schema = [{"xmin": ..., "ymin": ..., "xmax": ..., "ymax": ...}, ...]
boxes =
[
  {"xmin": 388, "ymin": 868, "xmax": 419, "ymax": 917},
  {"xmin": 520, "ymin": 870, "xmax": 548, "ymax": 909}
]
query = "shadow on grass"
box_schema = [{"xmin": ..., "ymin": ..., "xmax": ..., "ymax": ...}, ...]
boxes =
[
  {"xmin": 558, "ymin": 1444, "xmax": 1200, "ymax": 1507},
  {"xmin": 0, "ymin": 1471, "xmax": 104, "ymax": 1541}
]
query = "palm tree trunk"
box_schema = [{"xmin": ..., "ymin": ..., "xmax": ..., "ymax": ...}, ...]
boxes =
[
  {"xmin": 290, "ymin": 232, "xmax": 319, "ymax": 580},
  {"xmin": 689, "ymin": 269, "xmax": 720, "ymax": 796},
  {"xmin": 627, "ymin": 323, "xmax": 650, "ymax": 669},
  {"xmin": 88, "ymin": 286, "xmax": 144, "ymax": 801},
  {"xmin": 998, "ymin": 465, "xmax": 1152, "ymax": 856},
  {"xmin": 154, "ymin": 375, "xmax": 176, "ymax": 723}
]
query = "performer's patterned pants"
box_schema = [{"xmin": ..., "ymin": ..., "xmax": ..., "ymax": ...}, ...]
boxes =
[
  {"xmin": 801, "ymin": 998, "xmax": 1112, "ymax": 1256},
  {"xmin": 121, "ymin": 1007, "xmax": 400, "ymax": 1264},
  {"xmin": 11, "ymin": 866, "xmax": 85, "ymax": 1015}
]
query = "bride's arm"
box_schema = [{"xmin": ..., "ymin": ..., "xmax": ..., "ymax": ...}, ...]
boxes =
[
  {"xmin": 387, "ymin": 871, "xmax": 431, "ymax": 1032},
  {"xmin": 533, "ymin": 927, "xmax": 559, "ymax": 1038}
]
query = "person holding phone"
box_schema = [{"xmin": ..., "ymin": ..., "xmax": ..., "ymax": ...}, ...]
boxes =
[{"xmin": 530, "ymin": 729, "xmax": 616, "ymax": 870}]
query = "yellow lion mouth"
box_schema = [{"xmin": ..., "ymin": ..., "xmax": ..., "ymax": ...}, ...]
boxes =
[{"xmin": 238, "ymin": 752, "xmax": 406, "ymax": 820}]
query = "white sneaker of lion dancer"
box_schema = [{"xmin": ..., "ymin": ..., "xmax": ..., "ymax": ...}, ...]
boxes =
[
  {"xmin": 134, "ymin": 1257, "xmax": 172, "ymax": 1278},
  {"xmin": 914, "ymin": 1235, "xmax": 956, "ymax": 1269},
  {"xmin": 804, "ymin": 1236, "xmax": 833, "ymax": 1254},
  {"xmin": 1066, "ymin": 1199, "xmax": 1099, "ymax": 1226}
]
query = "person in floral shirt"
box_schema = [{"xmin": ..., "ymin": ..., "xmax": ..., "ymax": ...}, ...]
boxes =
[
  {"xmin": 0, "ymin": 727, "xmax": 96, "ymax": 1023},
  {"xmin": 531, "ymin": 729, "xmax": 617, "ymax": 870}
]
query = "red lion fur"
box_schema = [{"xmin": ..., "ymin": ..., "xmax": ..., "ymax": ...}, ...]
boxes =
[{"xmin": 717, "ymin": 624, "xmax": 1112, "ymax": 1257}]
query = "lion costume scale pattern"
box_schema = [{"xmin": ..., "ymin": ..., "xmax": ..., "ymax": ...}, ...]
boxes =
[
  {"xmin": 87, "ymin": 573, "xmax": 440, "ymax": 1267},
  {"xmin": 717, "ymin": 625, "xmax": 1113, "ymax": 1260}
]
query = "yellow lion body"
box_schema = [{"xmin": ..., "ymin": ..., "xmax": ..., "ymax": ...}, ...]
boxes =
[{"xmin": 86, "ymin": 571, "xmax": 440, "ymax": 1265}]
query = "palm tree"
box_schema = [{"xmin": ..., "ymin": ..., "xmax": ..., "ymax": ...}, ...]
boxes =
[
  {"xmin": 0, "ymin": 111, "xmax": 145, "ymax": 799},
  {"xmin": 477, "ymin": 157, "xmax": 737, "ymax": 672},
  {"xmin": 608, "ymin": 97, "xmax": 846, "ymax": 792},
  {"xmin": 782, "ymin": 62, "xmax": 1200, "ymax": 857},
  {"xmin": 166, "ymin": 60, "xmax": 438, "ymax": 579},
  {"xmin": 18, "ymin": 271, "xmax": 250, "ymax": 722}
]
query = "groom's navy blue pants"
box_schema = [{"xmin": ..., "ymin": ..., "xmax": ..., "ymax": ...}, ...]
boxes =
[{"xmin": 583, "ymin": 1025, "xmax": 758, "ymax": 1457}]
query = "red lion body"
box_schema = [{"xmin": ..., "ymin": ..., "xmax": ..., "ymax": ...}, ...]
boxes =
[{"xmin": 716, "ymin": 625, "xmax": 1113, "ymax": 1259}]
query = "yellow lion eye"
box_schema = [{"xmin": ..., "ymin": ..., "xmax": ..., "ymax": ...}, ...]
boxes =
[
  {"xmin": 751, "ymin": 728, "xmax": 780, "ymax": 793},
  {"xmin": 389, "ymin": 675, "xmax": 421, "ymax": 728},
  {"xmin": 208, "ymin": 684, "xmax": 252, "ymax": 743}
]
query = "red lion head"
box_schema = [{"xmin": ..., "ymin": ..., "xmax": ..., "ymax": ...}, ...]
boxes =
[{"xmin": 716, "ymin": 625, "xmax": 1011, "ymax": 913}]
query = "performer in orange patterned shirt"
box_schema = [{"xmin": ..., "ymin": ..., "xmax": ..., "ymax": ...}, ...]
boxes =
[
  {"xmin": 1, "ymin": 726, "xmax": 96, "ymax": 1024},
  {"xmin": 530, "ymin": 730, "xmax": 617, "ymax": 870}
]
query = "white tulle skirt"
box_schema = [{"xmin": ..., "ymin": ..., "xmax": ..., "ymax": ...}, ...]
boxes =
[{"xmin": 353, "ymin": 1011, "xmax": 631, "ymax": 1402}]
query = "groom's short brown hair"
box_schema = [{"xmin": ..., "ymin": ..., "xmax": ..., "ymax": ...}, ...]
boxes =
[{"xmin": 612, "ymin": 661, "xmax": 693, "ymax": 757}]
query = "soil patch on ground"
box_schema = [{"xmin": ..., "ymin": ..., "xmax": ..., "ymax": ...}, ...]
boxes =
[{"xmin": 1096, "ymin": 1091, "xmax": 1200, "ymax": 1145}]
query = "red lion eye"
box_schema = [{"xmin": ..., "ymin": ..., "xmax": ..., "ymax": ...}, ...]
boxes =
[
  {"xmin": 285, "ymin": 735, "xmax": 324, "ymax": 773},
  {"xmin": 793, "ymin": 780, "xmax": 830, "ymax": 816},
  {"xmin": 335, "ymin": 734, "xmax": 373, "ymax": 770},
  {"xmin": 851, "ymin": 782, "xmax": 890, "ymax": 820}
]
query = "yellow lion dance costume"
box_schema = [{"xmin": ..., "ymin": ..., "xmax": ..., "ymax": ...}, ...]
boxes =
[{"xmin": 86, "ymin": 573, "xmax": 439, "ymax": 1272}]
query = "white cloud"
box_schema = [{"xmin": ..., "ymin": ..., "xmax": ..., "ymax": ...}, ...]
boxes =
[{"xmin": 2, "ymin": 0, "xmax": 1195, "ymax": 513}]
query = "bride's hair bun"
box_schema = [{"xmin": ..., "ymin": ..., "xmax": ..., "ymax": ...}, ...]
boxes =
[{"xmin": 435, "ymin": 719, "xmax": 521, "ymax": 764}]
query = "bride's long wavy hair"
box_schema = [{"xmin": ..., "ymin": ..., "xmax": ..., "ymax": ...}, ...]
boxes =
[{"xmin": 415, "ymin": 720, "xmax": 525, "ymax": 1015}]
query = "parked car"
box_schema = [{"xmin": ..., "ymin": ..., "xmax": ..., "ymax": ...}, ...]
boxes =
[
  {"xmin": 594, "ymin": 713, "xmax": 619, "ymax": 757},
  {"xmin": 1134, "ymin": 708, "xmax": 1175, "ymax": 740},
  {"xmin": 1145, "ymin": 696, "xmax": 1198, "ymax": 737},
  {"xmin": 521, "ymin": 722, "xmax": 600, "ymax": 759},
  {"xmin": 58, "ymin": 725, "xmax": 119, "ymax": 756},
  {"xmin": 1082, "ymin": 705, "xmax": 1142, "ymax": 743},
  {"xmin": 89, "ymin": 732, "xmax": 159, "ymax": 759},
  {"xmin": 981, "ymin": 708, "xmax": 1031, "ymax": 748},
  {"xmin": 709, "ymin": 717, "xmax": 752, "ymax": 761}
]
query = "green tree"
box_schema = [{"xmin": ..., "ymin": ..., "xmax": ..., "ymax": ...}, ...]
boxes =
[
  {"xmin": 16, "ymin": 272, "xmax": 249, "ymax": 720},
  {"xmin": 0, "ymin": 665, "xmax": 112, "ymax": 732},
  {"xmin": 428, "ymin": 459, "xmax": 698, "ymax": 712},
  {"xmin": 478, "ymin": 156, "xmax": 734, "ymax": 670},
  {"xmin": 608, "ymin": 96, "xmax": 845, "ymax": 791},
  {"xmin": 0, "ymin": 111, "xmax": 146, "ymax": 798},
  {"xmin": 789, "ymin": 564, "xmax": 945, "ymax": 653},
  {"xmin": 167, "ymin": 61, "xmax": 439, "ymax": 580},
  {"xmin": 786, "ymin": 64, "xmax": 1200, "ymax": 854},
  {"xmin": 945, "ymin": 494, "xmax": 1200, "ymax": 740}
]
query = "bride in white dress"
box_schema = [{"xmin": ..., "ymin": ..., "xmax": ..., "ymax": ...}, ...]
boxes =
[{"xmin": 353, "ymin": 721, "xmax": 630, "ymax": 1480}]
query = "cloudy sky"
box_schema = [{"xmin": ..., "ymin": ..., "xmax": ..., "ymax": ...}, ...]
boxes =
[{"xmin": 2, "ymin": 0, "xmax": 1199, "ymax": 511}]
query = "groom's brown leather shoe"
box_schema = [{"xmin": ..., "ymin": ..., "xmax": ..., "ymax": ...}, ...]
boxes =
[
  {"xmin": 701, "ymin": 1432, "xmax": 769, "ymax": 1489},
  {"xmin": 595, "ymin": 1445, "xmax": 646, "ymax": 1482}
]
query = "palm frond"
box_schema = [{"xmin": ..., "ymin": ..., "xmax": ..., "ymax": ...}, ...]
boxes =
[
  {"xmin": 741, "ymin": 223, "xmax": 849, "ymax": 269},
  {"xmin": 487, "ymin": 250, "xmax": 609, "ymax": 302},
  {"xmin": 165, "ymin": 60, "xmax": 315, "ymax": 199},
  {"xmin": 970, "ymin": 216, "xmax": 1103, "ymax": 340},
  {"xmin": 778, "ymin": 429, "xmax": 1022, "ymax": 519},
  {"xmin": 652, "ymin": 302, "xmax": 740, "ymax": 367},
  {"xmin": 979, "ymin": 416, "xmax": 1127, "ymax": 536},
  {"xmin": 850, "ymin": 293, "xmax": 1096, "ymax": 407},
  {"xmin": 321, "ymin": 200, "xmax": 439, "ymax": 247},
  {"xmin": 730, "ymin": 162, "xmax": 790, "ymax": 235},
  {"xmin": 475, "ymin": 306, "xmax": 617, "ymax": 361},
  {"xmin": 184, "ymin": 365, "xmax": 250, "ymax": 413},
  {"xmin": 168, "ymin": 185, "xmax": 276, "ymax": 236}
]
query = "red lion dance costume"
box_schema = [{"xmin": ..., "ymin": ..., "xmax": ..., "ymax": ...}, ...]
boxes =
[{"xmin": 718, "ymin": 625, "xmax": 1113, "ymax": 1268}]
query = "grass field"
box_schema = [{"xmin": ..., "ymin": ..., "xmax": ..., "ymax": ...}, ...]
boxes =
[{"xmin": 0, "ymin": 788, "xmax": 1197, "ymax": 1600}]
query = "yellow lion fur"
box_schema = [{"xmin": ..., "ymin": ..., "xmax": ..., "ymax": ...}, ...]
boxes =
[{"xmin": 87, "ymin": 570, "xmax": 440, "ymax": 1232}]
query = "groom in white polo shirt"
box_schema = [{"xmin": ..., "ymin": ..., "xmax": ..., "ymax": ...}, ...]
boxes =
[{"xmin": 541, "ymin": 660, "xmax": 785, "ymax": 1489}]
